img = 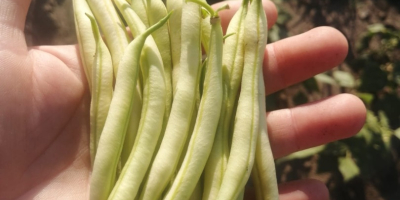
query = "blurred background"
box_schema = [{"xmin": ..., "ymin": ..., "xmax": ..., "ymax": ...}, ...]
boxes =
[{"xmin": 24, "ymin": 0, "xmax": 400, "ymax": 199}]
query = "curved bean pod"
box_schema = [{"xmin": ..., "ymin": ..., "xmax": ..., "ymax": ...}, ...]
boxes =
[
  {"xmin": 85, "ymin": 14, "xmax": 114, "ymax": 167},
  {"xmin": 89, "ymin": 12, "xmax": 170, "ymax": 200},
  {"xmin": 139, "ymin": 3, "xmax": 203, "ymax": 200},
  {"xmin": 216, "ymin": 0, "xmax": 267, "ymax": 198},
  {"xmin": 252, "ymin": 39, "xmax": 278, "ymax": 200},
  {"xmin": 113, "ymin": 0, "xmax": 164, "ymax": 168},
  {"xmin": 203, "ymin": 1, "xmax": 248, "ymax": 199},
  {"xmin": 164, "ymin": 3, "xmax": 223, "ymax": 199},
  {"xmin": 72, "ymin": 0, "xmax": 95, "ymax": 92},
  {"xmin": 87, "ymin": 0, "xmax": 128, "ymax": 74},
  {"xmin": 130, "ymin": 0, "xmax": 149, "ymax": 28},
  {"xmin": 108, "ymin": 35, "xmax": 167, "ymax": 200},
  {"xmin": 145, "ymin": 0, "xmax": 173, "ymax": 117},
  {"xmin": 167, "ymin": 0, "xmax": 183, "ymax": 95}
]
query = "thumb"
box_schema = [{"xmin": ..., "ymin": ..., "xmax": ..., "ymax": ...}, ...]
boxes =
[{"xmin": 0, "ymin": 0, "xmax": 31, "ymax": 50}]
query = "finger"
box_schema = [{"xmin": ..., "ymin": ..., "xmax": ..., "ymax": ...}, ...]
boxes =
[
  {"xmin": 267, "ymin": 94, "xmax": 366, "ymax": 158},
  {"xmin": 264, "ymin": 26, "xmax": 348, "ymax": 94},
  {"xmin": 279, "ymin": 179, "xmax": 329, "ymax": 200},
  {"xmin": 0, "ymin": 0, "xmax": 31, "ymax": 49},
  {"xmin": 213, "ymin": 0, "xmax": 278, "ymax": 32}
]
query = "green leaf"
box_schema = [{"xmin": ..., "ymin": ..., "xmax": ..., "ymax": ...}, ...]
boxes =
[
  {"xmin": 394, "ymin": 128, "xmax": 400, "ymax": 140},
  {"xmin": 378, "ymin": 111, "xmax": 390, "ymax": 129},
  {"xmin": 355, "ymin": 126, "xmax": 373, "ymax": 145},
  {"xmin": 268, "ymin": 25, "xmax": 281, "ymax": 42},
  {"xmin": 367, "ymin": 23, "xmax": 386, "ymax": 34},
  {"xmin": 314, "ymin": 73, "xmax": 338, "ymax": 85},
  {"xmin": 356, "ymin": 92, "xmax": 374, "ymax": 106},
  {"xmin": 332, "ymin": 71, "xmax": 355, "ymax": 88},
  {"xmin": 338, "ymin": 155, "xmax": 360, "ymax": 182},
  {"xmin": 365, "ymin": 110, "xmax": 381, "ymax": 133},
  {"xmin": 276, "ymin": 145, "xmax": 326, "ymax": 164}
]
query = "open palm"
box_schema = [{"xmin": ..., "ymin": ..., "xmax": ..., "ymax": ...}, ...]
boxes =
[{"xmin": 0, "ymin": 0, "xmax": 366, "ymax": 200}]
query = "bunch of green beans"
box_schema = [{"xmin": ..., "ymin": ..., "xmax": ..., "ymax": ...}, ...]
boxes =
[{"xmin": 73, "ymin": 0, "xmax": 278, "ymax": 199}]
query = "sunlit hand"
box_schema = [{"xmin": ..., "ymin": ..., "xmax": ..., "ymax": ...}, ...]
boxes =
[{"xmin": 0, "ymin": 0, "xmax": 365, "ymax": 199}]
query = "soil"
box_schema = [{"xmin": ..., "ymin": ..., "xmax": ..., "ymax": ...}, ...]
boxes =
[{"xmin": 25, "ymin": 0, "xmax": 76, "ymax": 46}]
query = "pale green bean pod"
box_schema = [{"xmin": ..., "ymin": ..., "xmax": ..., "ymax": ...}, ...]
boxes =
[
  {"xmin": 85, "ymin": 14, "xmax": 114, "ymax": 167},
  {"xmin": 72, "ymin": 0, "xmax": 97, "ymax": 165},
  {"xmin": 144, "ymin": 0, "xmax": 173, "ymax": 117},
  {"xmin": 87, "ymin": 0, "xmax": 129, "ymax": 74},
  {"xmin": 252, "ymin": 67, "xmax": 279, "ymax": 200},
  {"xmin": 113, "ymin": 0, "xmax": 164, "ymax": 169},
  {"xmin": 72, "ymin": 0, "xmax": 95, "ymax": 92},
  {"xmin": 108, "ymin": 11, "xmax": 171, "ymax": 200},
  {"xmin": 89, "ymin": 12, "xmax": 170, "ymax": 200},
  {"xmin": 201, "ymin": 14, "xmax": 211, "ymax": 55},
  {"xmin": 216, "ymin": 0, "xmax": 267, "ymax": 198},
  {"xmin": 236, "ymin": 189, "xmax": 245, "ymax": 200},
  {"xmin": 142, "ymin": 0, "xmax": 174, "ymax": 165},
  {"xmin": 203, "ymin": 1, "xmax": 248, "ymax": 199},
  {"xmin": 139, "ymin": 3, "xmax": 203, "ymax": 200},
  {"xmin": 167, "ymin": 0, "xmax": 183, "ymax": 95},
  {"xmin": 248, "ymin": 1, "xmax": 279, "ymax": 199},
  {"xmin": 130, "ymin": 0, "xmax": 149, "ymax": 27},
  {"xmin": 189, "ymin": 178, "xmax": 204, "ymax": 200},
  {"xmin": 164, "ymin": 2, "xmax": 223, "ymax": 199}
]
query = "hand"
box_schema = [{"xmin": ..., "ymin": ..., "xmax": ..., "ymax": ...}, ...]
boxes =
[{"xmin": 0, "ymin": 0, "xmax": 366, "ymax": 200}]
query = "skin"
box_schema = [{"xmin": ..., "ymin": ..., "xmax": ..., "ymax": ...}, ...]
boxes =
[{"xmin": 0, "ymin": 0, "xmax": 366, "ymax": 200}]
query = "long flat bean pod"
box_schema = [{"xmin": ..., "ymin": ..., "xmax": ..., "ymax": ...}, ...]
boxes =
[
  {"xmin": 216, "ymin": 0, "xmax": 267, "ymax": 198},
  {"xmin": 249, "ymin": 8, "xmax": 278, "ymax": 198},
  {"xmin": 130, "ymin": 0, "xmax": 149, "ymax": 27},
  {"xmin": 189, "ymin": 177, "xmax": 203, "ymax": 200},
  {"xmin": 72, "ymin": 0, "xmax": 97, "ymax": 165},
  {"xmin": 252, "ymin": 68, "xmax": 278, "ymax": 200},
  {"xmin": 144, "ymin": 0, "xmax": 173, "ymax": 120},
  {"xmin": 203, "ymin": 1, "xmax": 248, "ymax": 199},
  {"xmin": 201, "ymin": 15, "xmax": 211, "ymax": 56},
  {"xmin": 142, "ymin": 0, "xmax": 174, "ymax": 167},
  {"xmin": 164, "ymin": 2, "xmax": 223, "ymax": 199},
  {"xmin": 113, "ymin": 0, "xmax": 164, "ymax": 168},
  {"xmin": 139, "ymin": 3, "xmax": 203, "ymax": 200},
  {"xmin": 86, "ymin": 14, "xmax": 114, "ymax": 167},
  {"xmin": 108, "ymin": 11, "xmax": 171, "ymax": 199},
  {"xmin": 166, "ymin": 0, "xmax": 183, "ymax": 95},
  {"xmin": 89, "ymin": 13, "xmax": 170, "ymax": 200},
  {"xmin": 72, "ymin": 0, "xmax": 95, "ymax": 92},
  {"xmin": 87, "ymin": 0, "xmax": 128, "ymax": 74}
]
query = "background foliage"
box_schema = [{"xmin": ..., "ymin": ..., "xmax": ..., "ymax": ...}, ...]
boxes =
[{"xmin": 267, "ymin": 0, "xmax": 400, "ymax": 199}]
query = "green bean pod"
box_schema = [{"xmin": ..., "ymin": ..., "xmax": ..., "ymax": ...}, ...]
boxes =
[
  {"xmin": 108, "ymin": 29, "xmax": 167, "ymax": 199},
  {"xmin": 249, "ymin": 1, "xmax": 278, "ymax": 199},
  {"xmin": 85, "ymin": 14, "xmax": 114, "ymax": 167},
  {"xmin": 189, "ymin": 178, "xmax": 203, "ymax": 200},
  {"xmin": 216, "ymin": 0, "xmax": 267, "ymax": 198},
  {"xmin": 201, "ymin": 14, "xmax": 211, "ymax": 55},
  {"xmin": 144, "ymin": 0, "xmax": 173, "ymax": 118},
  {"xmin": 164, "ymin": 3, "xmax": 223, "ymax": 199},
  {"xmin": 251, "ymin": 67, "xmax": 278, "ymax": 200},
  {"xmin": 236, "ymin": 189, "xmax": 245, "ymax": 200},
  {"xmin": 72, "ymin": 0, "xmax": 95, "ymax": 92},
  {"xmin": 72, "ymin": 0, "xmax": 97, "ymax": 164},
  {"xmin": 166, "ymin": 0, "xmax": 183, "ymax": 95},
  {"xmin": 89, "ymin": 12, "xmax": 170, "ymax": 200},
  {"xmin": 203, "ymin": 1, "xmax": 248, "ymax": 199},
  {"xmin": 142, "ymin": 0, "xmax": 174, "ymax": 165},
  {"xmin": 139, "ymin": 3, "xmax": 203, "ymax": 200},
  {"xmin": 130, "ymin": 0, "xmax": 149, "ymax": 27},
  {"xmin": 113, "ymin": 0, "xmax": 164, "ymax": 168},
  {"xmin": 87, "ymin": 0, "xmax": 129, "ymax": 74}
]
